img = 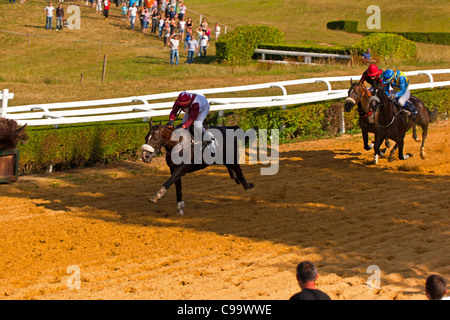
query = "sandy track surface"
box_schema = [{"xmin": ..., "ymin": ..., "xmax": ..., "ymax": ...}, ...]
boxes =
[{"xmin": 1, "ymin": 121, "xmax": 449, "ymax": 300}]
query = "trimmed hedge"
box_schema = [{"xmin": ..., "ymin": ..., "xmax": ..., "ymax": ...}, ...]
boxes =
[
  {"xmin": 326, "ymin": 20, "xmax": 359, "ymax": 33},
  {"xmin": 360, "ymin": 31, "xmax": 450, "ymax": 46},
  {"xmin": 326, "ymin": 20, "xmax": 450, "ymax": 45},
  {"xmin": 352, "ymin": 33, "xmax": 416, "ymax": 61},
  {"xmin": 18, "ymin": 121, "xmax": 150, "ymax": 173},
  {"xmin": 215, "ymin": 25, "xmax": 285, "ymax": 63}
]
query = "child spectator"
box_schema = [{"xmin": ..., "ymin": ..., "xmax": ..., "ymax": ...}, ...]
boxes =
[
  {"xmin": 103, "ymin": 0, "xmax": 110, "ymax": 21},
  {"xmin": 121, "ymin": 2, "xmax": 128, "ymax": 21}
]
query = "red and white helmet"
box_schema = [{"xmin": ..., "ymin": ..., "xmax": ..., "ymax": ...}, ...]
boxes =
[
  {"xmin": 176, "ymin": 91, "xmax": 192, "ymax": 106},
  {"xmin": 367, "ymin": 64, "xmax": 379, "ymax": 77}
]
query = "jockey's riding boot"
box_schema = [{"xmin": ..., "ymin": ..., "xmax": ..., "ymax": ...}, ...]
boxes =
[{"xmin": 404, "ymin": 101, "xmax": 418, "ymax": 121}]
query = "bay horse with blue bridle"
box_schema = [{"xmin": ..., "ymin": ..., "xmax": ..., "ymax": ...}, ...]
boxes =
[
  {"xmin": 369, "ymin": 86, "xmax": 437, "ymax": 164},
  {"xmin": 140, "ymin": 120, "xmax": 255, "ymax": 215}
]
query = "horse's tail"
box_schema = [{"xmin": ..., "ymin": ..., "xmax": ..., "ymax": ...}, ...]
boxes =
[{"xmin": 427, "ymin": 106, "xmax": 439, "ymax": 123}]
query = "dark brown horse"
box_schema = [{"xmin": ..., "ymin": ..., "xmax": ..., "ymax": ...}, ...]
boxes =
[
  {"xmin": 369, "ymin": 87, "xmax": 437, "ymax": 164},
  {"xmin": 140, "ymin": 120, "xmax": 254, "ymax": 215},
  {"xmin": 344, "ymin": 80, "xmax": 391, "ymax": 151}
]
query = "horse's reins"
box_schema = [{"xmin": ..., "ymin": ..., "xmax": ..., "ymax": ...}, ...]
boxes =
[
  {"xmin": 375, "ymin": 97, "xmax": 401, "ymax": 128},
  {"xmin": 147, "ymin": 108, "xmax": 184, "ymax": 155}
]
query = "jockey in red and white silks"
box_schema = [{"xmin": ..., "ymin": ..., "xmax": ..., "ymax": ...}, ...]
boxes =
[{"xmin": 167, "ymin": 91, "xmax": 216, "ymax": 153}]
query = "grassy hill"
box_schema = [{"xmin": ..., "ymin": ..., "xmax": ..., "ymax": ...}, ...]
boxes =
[{"xmin": 0, "ymin": 0, "xmax": 449, "ymax": 106}]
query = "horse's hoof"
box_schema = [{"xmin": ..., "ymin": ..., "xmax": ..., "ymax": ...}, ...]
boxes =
[
  {"xmin": 149, "ymin": 187, "xmax": 166, "ymax": 204},
  {"xmin": 177, "ymin": 201, "xmax": 185, "ymax": 215},
  {"xmin": 401, "ymin": 153, "xmax": 413, "ymax": 160},
  {"xmin": 246, "ymin": 183, "xmax": 255, "ymax": 189},
  {"xmin": 388, "ymin": 157, "xmax": 395, "ymax": 162},
  {"xmin": 149, "ymin": 197, "xmax": 158, "ymax": 204},
  {"xmin": 420, "ymin": 149, "xmax": 426, "ymax": 159},
  {"xmin": 372, "ymin": 154, "xmax": 379, "ymax": 165}
]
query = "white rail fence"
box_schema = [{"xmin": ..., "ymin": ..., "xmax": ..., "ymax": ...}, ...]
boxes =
[
  {"xmin": 1, "ymin": 69, "xmax": 449, "ymax": 133},
  {"xmin": 255, "ymin": 48, "xmax": 352, "ymax": 64}
]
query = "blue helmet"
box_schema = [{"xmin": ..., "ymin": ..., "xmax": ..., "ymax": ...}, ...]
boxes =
[{"xmin": 382, "ymin": 69, "xmax": 395, "ymax": 84}]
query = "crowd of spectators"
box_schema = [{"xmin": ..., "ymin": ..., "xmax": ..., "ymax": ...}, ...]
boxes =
[{"xmin": 40, "ymin": 0, "xmax": 224, "ymax": 64}]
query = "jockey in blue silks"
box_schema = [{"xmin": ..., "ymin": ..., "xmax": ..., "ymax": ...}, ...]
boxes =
[{"xmin": 382, "ymin": 69, "xmax": 418, "ymax": 117}]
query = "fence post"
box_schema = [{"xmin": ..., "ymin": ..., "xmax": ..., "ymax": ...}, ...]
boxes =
[
  {"xmin": 102, "ymin": 55, "xmax": 107, "ymax": 82},
  {"xmin": 1, "ymin": 89, "xmax": 10, "ymax": 117}
]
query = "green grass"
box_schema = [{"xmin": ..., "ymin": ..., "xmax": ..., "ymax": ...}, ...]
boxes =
[{"xmin": 0, "ymin": 0, "xmax": 449, "ymax": 106}]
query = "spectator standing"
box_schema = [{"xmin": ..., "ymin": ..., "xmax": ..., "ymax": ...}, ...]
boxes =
[
  {"xmin": 289, "ymin": 261, "xmax": 331, "ymax": 300},
  {"xmin": 96, "ymin": 0, "xmax": 102, "ymax": 15},
  {"xmin": 206, "ymin": 26, "xmax": 211, "ymax": 41},
  {"xmin": 362, "ymin": 48, "xmax": 372, "ymax": 62},
  {"xmin": 142, "ymin": 8, "xmax": 150, "ymax": 33},
  {"xmin": 215, "ymin": 23, "xmax": 221, "ymax": 40},
  {"xmin": 160, "ymin": 0, "xmax": 166, "ymax": 16},
  {"xmin": 103, "ymin": 0, "xmax": 110, "ymax": 20},
  {"xmin": 158, "ymin": 14, "xmax": 165, "ymax": 37},
  {"xmin": 44, "ymin": 2, "xmax": 55, "ymax": 30},
  {"xmin": 128, "ymin": 3, "xmax": 138, "ymax": 30},
  {"xmin": 169, "ymin": 33, "xmax": 180, "ymax": 65},
  {"xmin": 199, "ymin": 30, "xmax": 209, "ymax": 57},
  {"xmin": 178, "ymin": 17, "xmax": 186, "ymax": 42},
  {"xmin": 426, "ymin": 275, "xmax": 449, "ymax": 300},
  {"xmin": 121, "ymin": 2, "xmax": 128, "ymax": 21},
  {"xmin": 151, "ymin": 7, "xmax": 159, "ymax": 34},
  {"xmin": 184, "ymin": 26, "xmax": 191, "ymax": 50},
  {"xmin": 56, "ymin": 3, "xmax": 64, "ymax": 31},
  {"xmin": 178, "ymin": 1, "xmax": 186, "ymax": 20},
  {"xmin": 186, "ymin": 37, "xmax": 197, "ymax": 64},
  {"xmin": 163, "ymin": 23, "xmax": 171, "ymax": 48}
]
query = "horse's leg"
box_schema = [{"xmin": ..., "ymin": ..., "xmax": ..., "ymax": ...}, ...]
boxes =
[
  {"xmin": 419, "ymin": 123, "xmax": 428, "ymax": 159},
  {"xmin": 398, "ymin": 138, "xmax": 413, "ymax": 160},
  {"xmin": 150, "ymin": 166, "xmax": 187, "ymax": 204},
  {"xmin": 384, "ymin": 138, "xmax": 391, "ymax": 148},
  {"xmin": 372, "ymin": 132, "xmax": 382, "ymax": 164},
  {"xmin": 231, "ymin": 164, "xmax": 254, "ymax": 190},
  {"xmin": 175, "ymin": 178, "xmax": 185, "ymax": 215},
  {"xmin": 388, "ymin": 143, "xmax": 398, "ymax": 162},
  {"xmin": 226, "ymin": 165, "xmax": 240, "ymax": 184},
  {"xmin": 412, "ymin": 123, "xmax": 420, "ymax": 142},
  {"xmin": 362, "ymin": 130, "xmax": 373, "ymax": 150}
]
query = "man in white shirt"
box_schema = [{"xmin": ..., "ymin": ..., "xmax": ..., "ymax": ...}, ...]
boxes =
[
  {"xmin": 128, "ymin": 3, "xmax": 138, "ymax": 30},
  {"xmin": 44, "ymin": 2, "xmax": 55, "ymax": 30},
  {"xmin": 186, "ymin": 38, "xmax": 198, "ymax": 64},
  {"xmin": 169, "ymin": 34, "xmax": 180, "ymax": 65}
]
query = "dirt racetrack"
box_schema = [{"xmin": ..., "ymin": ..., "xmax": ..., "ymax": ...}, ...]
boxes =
[{"xmin": 1, "ymin": 120, "xmax": 449, "ymax": 300}]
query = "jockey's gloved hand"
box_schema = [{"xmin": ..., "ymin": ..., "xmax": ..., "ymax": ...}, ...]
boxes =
[{"xmin": 167, "ymin": 119, "xmax": 174, "ymax": 128}]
